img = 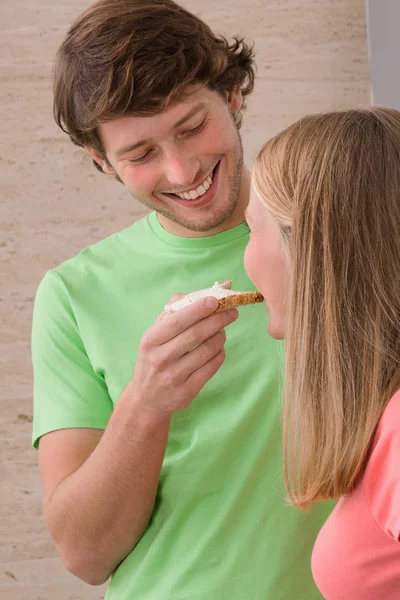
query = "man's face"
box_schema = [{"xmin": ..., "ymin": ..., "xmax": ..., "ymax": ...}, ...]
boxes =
[{"xmin": 91, "ymin": 87, "xmax": 247, "ymax": 237}]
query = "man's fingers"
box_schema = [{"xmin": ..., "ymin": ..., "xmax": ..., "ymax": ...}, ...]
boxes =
[
  {"xmin": 149, "ymin": 296, "xmax": 220, "ymax": 346},
  {"xmin": 169, "ymin": 308, "xmax": 238, "ymax": 359},
  {"xmin": 186, "ymin": 348, "xmax": 226, "ymax": 396},
  {"xmin": 178, "ymin": 330, "xmax": 226, "ymax": 377}
]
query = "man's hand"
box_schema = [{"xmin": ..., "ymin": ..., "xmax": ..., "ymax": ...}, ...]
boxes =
[{"xmin": 128, "ymin": 296, "xmax": 239, "ymax": 416}]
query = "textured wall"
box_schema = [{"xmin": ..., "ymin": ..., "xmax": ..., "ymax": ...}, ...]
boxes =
[{"xmin": 1, "ymin": 1, "xmax": 369, "ymax": 598}]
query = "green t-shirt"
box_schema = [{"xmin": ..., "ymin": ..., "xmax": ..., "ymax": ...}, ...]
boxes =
[{"xmin": 32, "ymin": 211, "xmax": 332, "ymax": 599}]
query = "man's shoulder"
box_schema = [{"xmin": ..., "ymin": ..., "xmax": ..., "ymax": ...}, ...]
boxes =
[
  {"xmin": 54, "ymin": 214, "xmax": 151, "ymax": 279},
  {"xmin": 33, "ymin": 215, "xmax": 153, "ymax": 306}
]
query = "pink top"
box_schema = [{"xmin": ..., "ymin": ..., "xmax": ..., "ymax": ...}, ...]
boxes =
[{"xmin": 312, "ymin": 389, "xmax": 400, "ymax": 599}]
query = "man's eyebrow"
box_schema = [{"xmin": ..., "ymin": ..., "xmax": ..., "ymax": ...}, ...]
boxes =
[
  {"xmin": 115, "ymin": 139, "xmax": 148, "ymax": 158},
  {"xmin": 114, "ymin": 103, "xmax": 206, "ymax": 159},
  {"xmin": 173, "ymin": 103, "xmax": 206, "ymax": 129}
]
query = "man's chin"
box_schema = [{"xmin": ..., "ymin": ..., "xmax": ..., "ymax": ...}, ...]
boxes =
[{"xmin": 158, "ymin": 203, "xmax": 239, "ymax": 234}]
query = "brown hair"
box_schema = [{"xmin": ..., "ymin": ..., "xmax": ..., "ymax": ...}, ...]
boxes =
[
  {"xmin": 253, "ymin": 107, "xmax": 400, "ymax": 509},
  {"xmin": 53, "ymin": 0, "xmax": 255, "ymax": 172}
]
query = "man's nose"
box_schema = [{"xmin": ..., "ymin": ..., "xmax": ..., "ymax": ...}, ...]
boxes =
[{"xmin": 163, "ymin": 150, "xmax": 201, "ymax": 189}]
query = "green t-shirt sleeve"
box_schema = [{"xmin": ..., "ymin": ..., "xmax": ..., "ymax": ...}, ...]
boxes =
[{"xmin": 31, "ymin": 270, "xmax": 113, "ymax": 449}]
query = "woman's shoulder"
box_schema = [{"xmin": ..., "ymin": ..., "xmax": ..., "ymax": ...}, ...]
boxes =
[
  {"xmin": 376, "ymin": 389, "xmax": 400, "ymax": 436},
  {"xmin": 364, "ymin": 388, "xmax": 400, "ymax": 541}
]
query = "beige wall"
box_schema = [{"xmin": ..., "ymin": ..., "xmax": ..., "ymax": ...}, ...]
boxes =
[{"xmin": 1, "ymin": 1, "xmax": 369, "ymax": 598}]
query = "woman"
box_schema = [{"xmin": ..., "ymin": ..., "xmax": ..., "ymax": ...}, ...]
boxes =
[{"xmin": 244, "ymin": 107, "xmax": 400, "ymax": 599}]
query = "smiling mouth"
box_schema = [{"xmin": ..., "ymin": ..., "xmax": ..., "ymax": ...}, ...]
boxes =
[{"xmin": 163, "ymin": 162, "xmax": 220, "ymax": 202}]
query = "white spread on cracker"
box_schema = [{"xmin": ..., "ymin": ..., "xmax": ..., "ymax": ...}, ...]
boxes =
[{"xmin": 164, "ymin": 281, "xmax": 239, "ymax": 314}]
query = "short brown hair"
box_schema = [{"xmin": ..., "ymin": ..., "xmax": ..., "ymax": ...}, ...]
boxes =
[
  {"xmin": 254, "ymin": 107, "xmax": 400, "ymax": 509},
  {"xmin": 53, "ymin": 0, "xmax": 255, "ymax": 171}
]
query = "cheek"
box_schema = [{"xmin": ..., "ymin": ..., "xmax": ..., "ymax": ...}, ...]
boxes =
[
  {"xmin": 244, "ymin": 236, "xmax": 264, "ymax": 291},
  {"xmin": 211, "ymin": 114, "xmax": 239, "ymax": 152},
  {"xmin": 244, "ymin": 233, "xmax": 288, "ymax": 308},
  {"xmin": 122, "ymin": 166, "xmax": 159, "ymax": 197}
]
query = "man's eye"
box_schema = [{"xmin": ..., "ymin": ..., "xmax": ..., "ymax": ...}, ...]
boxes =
[
  {"xmin": 130, "ymin": 149, "xmax": 153, "ymax": 163},
  {"xmin": 186, "ymin": 119, "xmax": 206, "ymax": 135}
]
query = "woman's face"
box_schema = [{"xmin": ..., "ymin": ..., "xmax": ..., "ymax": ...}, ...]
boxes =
[{"xmin": 244, "ymin": 186, "xmax": 289, "ymax": 339}]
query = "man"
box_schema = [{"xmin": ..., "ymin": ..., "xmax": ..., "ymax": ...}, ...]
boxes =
[{"xmin": 32, "ymin": 1, "xmax": 333, "ymax": 598}]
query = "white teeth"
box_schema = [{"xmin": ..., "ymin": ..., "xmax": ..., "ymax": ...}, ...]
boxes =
[{"xmin": 175, "ymin": 170, "xmax": 214, "ymax": 200}]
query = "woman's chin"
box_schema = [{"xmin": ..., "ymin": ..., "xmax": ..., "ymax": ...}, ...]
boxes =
[{"xmin": 266, "ymin": 318, "xmax": 285, "ymax": 340}]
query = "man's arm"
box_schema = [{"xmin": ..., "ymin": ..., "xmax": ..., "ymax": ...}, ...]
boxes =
[
  {"xmin": 38, "ymin": 297, "xmax": 238, "ymax": 585},
  {"xmin": 39, "ymin": 394, "xmax": 170, "ymax": 586}
]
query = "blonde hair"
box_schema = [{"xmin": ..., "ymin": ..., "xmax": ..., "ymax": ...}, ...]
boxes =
[{"xmin": 253, "ymin": 107, "xmax": 400, "ymax": 509}]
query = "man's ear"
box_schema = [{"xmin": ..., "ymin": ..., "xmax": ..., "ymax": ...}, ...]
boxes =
[
  {"xmin": 85, "ymin": 147, "xmax": 116, "ymax": 177},
  {"xmin": 227, "ymin": 88, "xmax": 243, "ymax": 114}
]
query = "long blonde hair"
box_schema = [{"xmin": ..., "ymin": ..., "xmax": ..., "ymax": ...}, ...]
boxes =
[{"xmin": 253, "ymin": 107, "xmax": 400, "ymax": 509}]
